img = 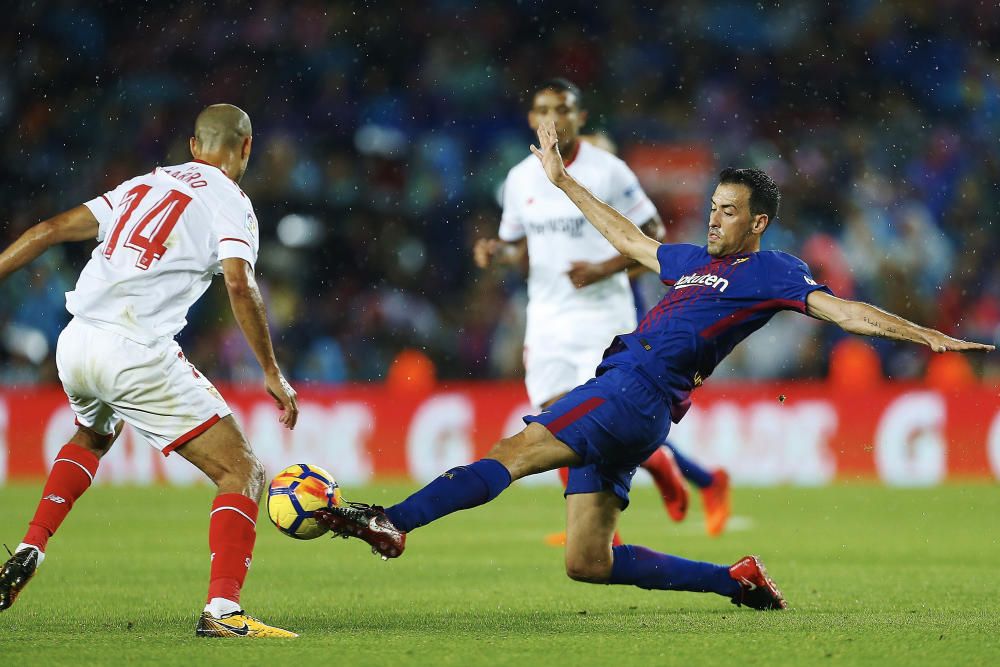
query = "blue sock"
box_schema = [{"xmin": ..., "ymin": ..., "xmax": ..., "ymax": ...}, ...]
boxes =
[
  {"xmin": 610, "ymin": 544, "xmax": 740, "ymax": 598},
  {"xmin": 384, "ymin": 459, "xmax": 512, "ymax": 533},
  {"xmin": 665, "ymin": 441, "xmax": 713, "ymax": 489}
]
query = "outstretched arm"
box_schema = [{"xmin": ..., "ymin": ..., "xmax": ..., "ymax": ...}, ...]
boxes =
[
  {"xmin": 222, "ymin": 257, "xmax": 299, "ymax": 429},
  {"xmin": 0, "ymin": 205, "xmax": 99, "ymax": 282},
  {"xmin": 530, "ymin": 120, "xmax": 661, "ymax": 273},
  {"xmin": 806, "ymin": 290, "xmax": 994, "ymax": 353}
]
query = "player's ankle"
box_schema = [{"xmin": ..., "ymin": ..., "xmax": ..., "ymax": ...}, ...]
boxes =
[
  {"xmin": 204, "ymin": 597, "xmax": 241, "ymax": 619},
  {"xmin": 14, "ymin": 543, "xmax": 45, "ymax": 567}
]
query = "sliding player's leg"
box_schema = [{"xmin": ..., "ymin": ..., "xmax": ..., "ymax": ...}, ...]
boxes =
[
  {"xmin": 315, "ymin": 421, "xmax": 582, "ymax": 558},
  {"xmin": 563, "ymin": 480, "xmax": 785, "ymax": 610},
  {"xmin": 315, "ymin": 374, "xmax": 640, "ymax": 555}
]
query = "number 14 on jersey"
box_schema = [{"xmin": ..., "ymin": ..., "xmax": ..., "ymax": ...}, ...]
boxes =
[{"xmin": 103, "ymin": 185, "xmax": 192, "ymax": 270}]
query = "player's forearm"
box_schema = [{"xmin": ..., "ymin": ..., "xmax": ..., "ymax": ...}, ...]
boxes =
[
  {"xmin": 228, "ymin": 283, "xmax": 282, "ymax": 376},
  {"xmin": 557, "ymin": 176, "xmax": 648, "ymax": 260},
  {"xmin": 0, "ymin": 221, "xmax": 58, "ymax": 281},
  {"xmin": 839, "ymin": 301, "xmax": 933, "ymax": 346}
]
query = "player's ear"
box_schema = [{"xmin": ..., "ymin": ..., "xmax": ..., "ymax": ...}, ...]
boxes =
[
  {"xmin": 578, "ymin": 108, "xmax": 589, "ymax": 128},
  {"xmin": 189, "ymin": 136, "xmax": 199, "ymax": 158},
  {"xmin": 753, "ymin": 214, "xmax": 770, "ymax": 235},
  {"xmin": 242, "ymin": 136, "xmax": 252, "ymax": 159}
]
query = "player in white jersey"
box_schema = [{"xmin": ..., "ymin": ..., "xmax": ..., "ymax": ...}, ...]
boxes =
[
  {"xmin": 0, "ymin": 104, "xmax": 298, "ymax": 638},
  {"xmin": 475, "ymin": 79, "xmax": 731, "ymax": 546}
]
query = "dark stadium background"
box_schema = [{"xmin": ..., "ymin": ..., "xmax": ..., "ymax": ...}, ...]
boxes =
[{"xmin": 1, "ymin": 0, "xmax": 998, "ymax": 387}]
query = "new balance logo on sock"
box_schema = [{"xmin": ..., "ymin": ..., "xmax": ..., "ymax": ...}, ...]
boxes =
[{"xmin": 43, "ymin": 494, "xmax": 66, "ymax": 504}]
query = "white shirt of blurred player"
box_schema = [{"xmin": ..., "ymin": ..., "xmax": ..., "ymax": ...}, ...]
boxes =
[
  {"xmin": 498, "ymin": 140, "xmax": 657, "ymax": 352},
  {"xmin": 68, "ymin": 161, "xmax": 259, "ymax": 345}
]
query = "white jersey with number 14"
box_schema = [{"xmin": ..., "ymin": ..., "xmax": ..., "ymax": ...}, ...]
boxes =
[{"xmin": 69, "ymin": 160, "xmax": 259, "ymax": 345}]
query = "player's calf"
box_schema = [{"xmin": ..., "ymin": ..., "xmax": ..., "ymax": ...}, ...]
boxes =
[{"xmin": 565, "ymin": 557, "xmax": 613, "ymax": 583}]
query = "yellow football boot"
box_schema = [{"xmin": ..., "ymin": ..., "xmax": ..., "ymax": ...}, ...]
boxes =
[{"xmin": 196, "ymin": 610, "xmax": 298, "ymax": 638}]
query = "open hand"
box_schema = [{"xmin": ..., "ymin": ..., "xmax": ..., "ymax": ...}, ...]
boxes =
[
  {"xmin": 530, "ymin": 120, "xmax": 568, "ymax": 185},
  {"xmin": 265, "ymin": 372, "xmax": 299, "ymax": 429},
  {"xmin": 924, "ymin": 330, "xmax": 995, "ymax": 353}
]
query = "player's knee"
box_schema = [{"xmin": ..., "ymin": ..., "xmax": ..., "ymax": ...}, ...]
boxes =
[
  {"xmin": 246, "ymin": 454, "xmax": 266, "ymax": 498},
  {"xmin": 565, "ymin": 557, "xmax": 612, "ymax": 584}
]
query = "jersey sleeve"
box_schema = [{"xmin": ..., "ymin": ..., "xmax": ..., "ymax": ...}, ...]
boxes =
[
  {"xmin": 213, "ymin": 192, "xmax": 259, "ymax": 268},
  {"xmin": 767, "ymin": 252, "xmax": 833, "ymax": 313},
  {"xmin": 656, "ymin": 243, "xmax": 708, "ymax": 284},
  {"xmin": 497, "ymin": 175, "xmax": 525, "ymax": 242},
  {"xmin": 83, "ymin": 180, "xmax": 132, "ymax": 242},
  {"xmin": 604, "ymin": 159, "xmax": 658, "ymax": 224}
]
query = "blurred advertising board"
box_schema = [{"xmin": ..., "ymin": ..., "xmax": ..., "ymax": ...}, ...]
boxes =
[{"xmin": 1, "ymin": 383, "xmax": 999, "ymax": 486}]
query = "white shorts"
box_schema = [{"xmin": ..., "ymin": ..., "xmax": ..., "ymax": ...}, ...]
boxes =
[
  {"xmin": 524, "ymin": 340, "xmax": 609, "ymax": 408},
  {"xmin": 56, "ymin": 318, "xmax": 232, "ymax": 455}
]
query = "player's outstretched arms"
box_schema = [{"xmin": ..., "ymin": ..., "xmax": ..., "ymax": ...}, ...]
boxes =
[
  {"xmin": 0, "ymin": 205, "xmax": 98, "ymax": 282},
  {"xmin": 473, "ymin": 237, "xmax": 527, "ymax": 269},
  {"xmin": 530, "ymin": 120, "xmax": 660, "ymax": 273},
  {"xmin": 222, "ymin": 257, "xmax": 299, "ymax": 429},
  {"xmin": 806, "ymin": 290, "xmax": 995, "ymax": 353}
]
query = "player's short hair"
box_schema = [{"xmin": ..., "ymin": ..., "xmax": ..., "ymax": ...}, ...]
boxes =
[
  {"xmin": 533, "ymin": 78, "xmax": 584, "ymax": 109},
  {"xmin": 718, "ymin": 168, "xmax": 781, "ymax": 221}
]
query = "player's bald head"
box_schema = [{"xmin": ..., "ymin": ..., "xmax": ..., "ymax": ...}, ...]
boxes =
[{"xmin": 193, "ymin": 104, "xmax": 252, "ymax": 151}]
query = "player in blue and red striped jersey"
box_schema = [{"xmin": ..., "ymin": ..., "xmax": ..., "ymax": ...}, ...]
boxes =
[{"xmin": 316, "ymin": 120, "xmax": 993, "ymax": 610}]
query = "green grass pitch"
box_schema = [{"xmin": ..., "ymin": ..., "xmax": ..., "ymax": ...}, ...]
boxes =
[{"xmin": 1, "ymin": 481, "xmax": 998, "ymax": 665}]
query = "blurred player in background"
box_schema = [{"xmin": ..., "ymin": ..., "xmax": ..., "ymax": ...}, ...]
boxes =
[
  {"xmin": 0, "ymin": 104, "xmax": 299, "ymax": 638},
  {"xmin": 474, "ymin": 79, "xmax": 729, "ymax": 543},
  {"xmin": 317, "ymin": 120, "xmax": 993, "ymax": 610}
]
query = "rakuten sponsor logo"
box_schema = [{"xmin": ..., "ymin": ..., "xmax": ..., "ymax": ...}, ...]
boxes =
[
  {"xmin": 669, "ymin": 399, "xmax": 838, "ymax": 485},
  {"xmin": 875, "ymin": 392, "xmax": 946, "ymax": 487},
  {"xmin": 674, "ymin": 272, "xmax": 730, "ymax": 292}
]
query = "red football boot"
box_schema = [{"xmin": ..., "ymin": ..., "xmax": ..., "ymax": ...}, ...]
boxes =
[
  {"xmin": 729, "ymin": 555, "xmax": 787, "ymax": 610},
  {"xmin": 314, "ymin": 503, "xmax": 406, "ymax": 559}
]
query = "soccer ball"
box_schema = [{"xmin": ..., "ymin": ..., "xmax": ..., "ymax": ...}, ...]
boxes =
[{"xmin": 267, "ymin": 464, "xmax": 342, "ymax": 540}]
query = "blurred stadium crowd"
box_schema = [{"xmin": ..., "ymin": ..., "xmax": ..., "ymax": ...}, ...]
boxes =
[{"xmin": 2, "ymin": 0, "xmax": 998, "ymax": 386}]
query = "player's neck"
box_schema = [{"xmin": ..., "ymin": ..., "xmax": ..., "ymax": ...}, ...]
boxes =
[
  {"xmin": 560, "ymin": 140, "xmax": 581, "ymax": 166},
  {"xmin": 191, "ymin": 156, "xmax": 232, "ymax": 179}
]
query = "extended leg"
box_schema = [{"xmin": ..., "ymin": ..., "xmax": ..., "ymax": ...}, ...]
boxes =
[
  {"xmin": 384, "ymin": 422, "xmax": 580, "ymax": 533},
  {"xmin": 316, "ymin": 422, "xmax": 582, "ymax": 558}
]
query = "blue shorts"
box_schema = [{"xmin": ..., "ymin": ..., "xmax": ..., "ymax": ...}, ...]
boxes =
[{"xmin": 523, "ymin": 367, "xmax": 672, "ymax": 508}]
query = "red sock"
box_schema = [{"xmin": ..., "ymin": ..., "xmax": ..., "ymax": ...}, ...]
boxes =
[
  {"xmin": 22, "ymin": 444, "xmax": 100, "ymax": 552},
  {"xmin": 207, "ymin": 493, "xmax": 259, "ymax": 605},
  {"xmin": 560, "ymin": 467, "xmax": 624, "ymax": 546}
]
